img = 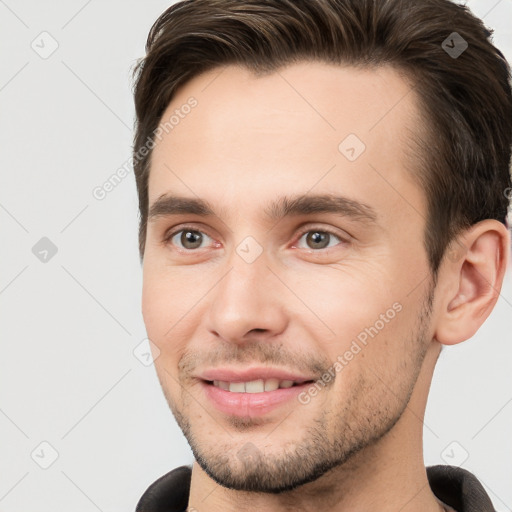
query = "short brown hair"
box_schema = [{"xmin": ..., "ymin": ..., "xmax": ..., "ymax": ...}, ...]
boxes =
[{"xmin": 132, "ymin": 0, "xmax": 512, "ymax": 277}]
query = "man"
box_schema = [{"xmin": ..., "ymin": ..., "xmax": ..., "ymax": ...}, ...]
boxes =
[{"xmin": 132, "ymin": 0, "xmax": 512, "ymax": 510}]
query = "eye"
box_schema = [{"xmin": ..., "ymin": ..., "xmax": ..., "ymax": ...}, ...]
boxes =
[
  {"xmin": 294, "ymin": 228, "xmax": 346, "ymax": 251},
  {"xmin": 166, "ymin": 227, "xmax": 214, "ymax": 251},
  {"xmin": 163, "ymin": 225, "xmax": 348, "ymax": 253}
]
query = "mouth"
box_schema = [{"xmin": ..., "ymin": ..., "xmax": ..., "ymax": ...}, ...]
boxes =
[
  {"xmin": 205, "ymin": 378, "xmax": 313, "ymax": 393},
  {"xmin": 199, "ymin": 371, "xmax": 317, "ymax": 418}
]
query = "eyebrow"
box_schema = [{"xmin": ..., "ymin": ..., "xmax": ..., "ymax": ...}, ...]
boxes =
[{"xmin": 148, "ymin": 193, "xmax": 378, "ymax": 226}]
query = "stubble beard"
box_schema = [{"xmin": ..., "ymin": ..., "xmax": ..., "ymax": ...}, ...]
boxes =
[{"xmin": 160, "ymin": 286, "xmax": 434, "ymax": 493}]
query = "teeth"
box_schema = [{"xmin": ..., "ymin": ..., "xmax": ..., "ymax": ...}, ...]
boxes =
[
  {"xmin": 212, "ymin": 378, "xmax": 299, "ymax": 393},
  {"xmin": 229, "ymin": 382, "xmax": 245, "ymax": 393},
  {"xmin": 264, "ymin": 378, "xmax": 279, "ymax": 391},
  {"xmin": 213, "ymin": 380, "xmax": 229, "ymax": 390},
  {"xmin": 245, "ymin": 380, "xmax": 264, "ymax": 393}
]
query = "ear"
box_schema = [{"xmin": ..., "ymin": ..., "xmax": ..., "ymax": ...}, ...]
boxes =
[{"xmin": 434, "ymin": 219, "xmax": 511, "ymax": 346}]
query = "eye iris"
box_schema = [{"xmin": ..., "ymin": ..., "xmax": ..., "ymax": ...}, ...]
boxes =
[
  {"xmin": 307, "ymin": 231, "xmax": 329, "ymax": 249},
  {"xmin": 181, "ymin": 230, "xmax": 203, "ymax": 249}
]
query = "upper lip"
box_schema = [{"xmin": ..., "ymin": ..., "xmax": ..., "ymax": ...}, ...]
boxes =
[{"xmin": 198, "ymin": 367, "xmax": 316, "ymax": 384}]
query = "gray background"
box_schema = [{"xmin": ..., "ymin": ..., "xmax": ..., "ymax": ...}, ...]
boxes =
[{"xmin": 1, "ymin": 1, "xmax": 511, "ymax": 510}]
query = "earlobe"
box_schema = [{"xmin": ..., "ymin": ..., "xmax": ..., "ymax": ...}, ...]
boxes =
[{"xmin": 434, "ymin": 220, "xmax": 510, "ymax": 346}]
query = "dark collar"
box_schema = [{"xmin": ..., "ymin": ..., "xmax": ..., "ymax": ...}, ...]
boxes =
[{"xmin": 136, "ymin": 464, "xmax": 496, "ymax": 512}]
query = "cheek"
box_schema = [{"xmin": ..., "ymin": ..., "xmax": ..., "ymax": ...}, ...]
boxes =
[
  {"xmin": 289, "ymin": 266, "xmax": 413, "ymax": 386},
  {"xmin": 141, "ymin": 273, "xmax": 167, "ymax": 339},
  {"xmin": 292, "ymin": 264, "xmax": 396, "ymax": 337},
  {"xmin": 141, "ymin": 266, "xmax": 207, "ymax": 373},
  {"xmin": 142, "ymin": 264, "xmax": 195, "ymax": 337}
]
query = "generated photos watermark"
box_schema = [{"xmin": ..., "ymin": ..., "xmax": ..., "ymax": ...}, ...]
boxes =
[
  {"xmin": 92, "ymin": 96, "xmax": 198, "ymax": 201},
  {"xmin": 298, "ymin": 301, "xmax": 403, "ymax": 405}
]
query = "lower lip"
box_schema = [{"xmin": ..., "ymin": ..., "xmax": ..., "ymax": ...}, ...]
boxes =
[{"xmin": 201, "ymin": 381, "xmax": 312, "ymax": 417}]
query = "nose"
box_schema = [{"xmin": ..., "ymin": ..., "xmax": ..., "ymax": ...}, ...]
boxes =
[{"xmin": 205, "ymin": 251, "xmax": 289, "ymax": 345}]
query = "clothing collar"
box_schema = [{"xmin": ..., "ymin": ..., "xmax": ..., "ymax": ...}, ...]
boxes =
[{"xmin": 136, "ymin": 464, "xmax": 496, "ymax": 512}]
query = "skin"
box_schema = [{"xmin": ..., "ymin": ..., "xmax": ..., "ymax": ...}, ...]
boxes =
[{"xmin": 141, "ymin": 62, "xmax": 510, "ymax": 512}]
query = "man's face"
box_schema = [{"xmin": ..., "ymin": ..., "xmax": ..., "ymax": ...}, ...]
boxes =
[{"xmin": 142, "ymin": 62, "xmax": 436, "ymax": 492}]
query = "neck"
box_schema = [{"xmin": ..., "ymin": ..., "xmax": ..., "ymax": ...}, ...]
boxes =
[{"xmin": 188, "ymin": 342, "xmax": 445, "ymax": 512}]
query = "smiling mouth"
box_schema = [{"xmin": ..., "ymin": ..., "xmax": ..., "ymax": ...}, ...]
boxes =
[{"xmin": 205, "ymin": 378, "xmax": 315, "ymax": 393}]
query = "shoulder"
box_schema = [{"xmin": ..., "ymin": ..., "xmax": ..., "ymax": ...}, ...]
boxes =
[
  {"xmin": 426, "ymin": 465, "xmax": 496, "ymax": 512},
  {"xmin": 136, "ymin": 465, "xmax": 193, "ymax": 512}
]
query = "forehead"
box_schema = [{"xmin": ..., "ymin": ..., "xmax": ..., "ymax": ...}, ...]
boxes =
[{"xmin": 148, "ymin": 61, "xmax": 424, "ymax": 224}]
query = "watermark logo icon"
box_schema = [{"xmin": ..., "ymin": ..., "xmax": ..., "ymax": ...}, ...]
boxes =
[
  {"xmin": 31, "ymin": 31, "xmax": 59, "ymax": 59},
  {"xmin": 236, "ymin": 236, "xmax": 263, "ymax": 264},
  {"xmin": 32, "ymin": 237, "xmax": 58, "ymax": 263},
  {"xmin": 338, "ymin": 134, "xmax": 366, "ymax": 162},
  {"xmin": 441, "ymin": 441, "xmax": 469, "ymax": 466},
  {"xmin": 446, "ymin": 239, "xmax": 467, "ymax": 263},
  {"xmin": 31, "ymin": 441, "xmax": 59, "ymax": 469},
  {"xmin": 237, "ymin": 442, "xmax": 261, "ymax": 464},
  {"xmin": 133, "ymin": 338, "xmax": 160, "ymax": 366},
  {"xmin": 442, "ymin": 32, "xmax": 468, "ymax": 59}
]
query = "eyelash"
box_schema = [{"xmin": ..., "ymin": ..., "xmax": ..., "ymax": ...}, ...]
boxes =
[{"xmin": 163, "ymin": 224, "xmax": 349, "ymax": 252}]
